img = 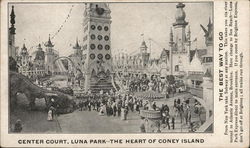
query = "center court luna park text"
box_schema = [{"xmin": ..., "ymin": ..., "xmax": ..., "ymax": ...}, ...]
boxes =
[{"xmin": 18, "ymin": 139, "xmax": 205, "ymax": 144}]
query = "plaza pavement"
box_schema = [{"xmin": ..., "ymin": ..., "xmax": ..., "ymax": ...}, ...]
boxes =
[
  {"xmin": 10, "ymin": 94, "xmax": 61, "ymax": 133},
  {"xmin": 57, "ymin": 92, "xmax": 204, "ymax": 133},
  {"xmin": 10, "ymin": 92, "xmax": 205, "ymax": 133}
]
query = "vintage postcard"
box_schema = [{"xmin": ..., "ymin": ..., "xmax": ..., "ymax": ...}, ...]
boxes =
[{"xmin": 0, "ymin": 0, "xmax": 249, "ymax": 147}]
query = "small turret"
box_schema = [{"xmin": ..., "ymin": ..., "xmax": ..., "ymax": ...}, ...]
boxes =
[
  {"xmin": 37, "ymin": 43, "xmax": 42, "ymax": 50},
  {"xmin": 140, "ymin": 40, "xmax": 148, "ymax": 53},
  {"xmin": 44, "ymin": 34, "xmax": 54, "ymax": 47},
  {"xmin": 73, "ymin": 37, "xmax": 81, "ymax": 50}
]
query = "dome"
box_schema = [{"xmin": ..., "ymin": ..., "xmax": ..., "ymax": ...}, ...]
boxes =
[
  {"xmin": 173, "ymin": 3, "xmax": 188, "ymax": 27},
  {"xmin": 34, "ymin": 50, "xmax": 45, "ymax": 61},
  {"xmin": 31, "ymin": 44, "xmax": 45, "ymax": 61},
  {"xmin": 175, "ymin": 3, "xmax": 186, "ymax": 21}
]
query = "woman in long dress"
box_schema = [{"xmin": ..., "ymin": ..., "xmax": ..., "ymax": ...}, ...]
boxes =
[
  {"xmin": 47, "ymin": 110, "xmax": 53, "ymax": 121},
  {"xmin": 99, "ymin": 104, "xmax": 105, "ymax": 116}
]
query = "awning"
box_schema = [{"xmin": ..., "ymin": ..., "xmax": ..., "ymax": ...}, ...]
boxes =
[{"xmin": 187, "ymin": 74, "xmax": 203, "ymax": 81}]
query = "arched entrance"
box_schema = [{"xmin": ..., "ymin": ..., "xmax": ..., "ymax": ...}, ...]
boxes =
[{"xmin": 52, "ymin": 56, "xmax": 76, "ymax": 75}]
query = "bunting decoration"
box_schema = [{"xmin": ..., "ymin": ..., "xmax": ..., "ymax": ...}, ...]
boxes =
[{"xmin": 51, "ymin": 5, "xmax": 74, "ymax": 40}]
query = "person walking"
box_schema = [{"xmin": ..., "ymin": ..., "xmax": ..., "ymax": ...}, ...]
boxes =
[
  {"xmin": 136, "ymin": 101, "xmax": 140, "ymax": 113},
  {"xmin": 14, "ymin": 119, "xmax": 23, "ymax": 133},
  {"xmin": 152, "ymin": 102, "xmax": 157, "ymax": 111},
  {"xmin": 79, "ymin": 101, "xmax": 83, "ymax": 111},
  {"xmin": 140, "ymin": 117, "xmax": 146, "ymax": 133},
  {"xmin": 187, "ymin": 104, "xmax": 192, "ymax": 125},
  {"xmin": 124, "ymin": 106, "xmax": 128, "ymax": 120},
  {"xmin": 112, "ymin": 101, "xmax": 117, "ymax": 116},
  {"xmin": 165, "ymin": 110, "xmax": 170, "ymax": 130},
  {"xmin": 161, "ymin": 104, "xmax": 166, "ymax": 124},
  {"xmin": 169, "ymin": 106, "xmax": 176, "ymax": 130},
  {"xmin": 47, "ymin": 109, "xmax": 53, "ymax": 121},
  {"xmin": 179, "ymin": 103, "xmax": 184, "ymax": 124},
  {"xmin": 88, "ymin": 101, "xmax": 91, "ymax": 111}
]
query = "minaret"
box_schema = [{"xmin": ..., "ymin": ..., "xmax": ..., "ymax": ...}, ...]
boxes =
[
  {"xmin": 173, "ymin": 3, "xmax": 188, "ymax": 52},
  {"xmin": 169, "ymin": 27, "xmax": 174, "ymax": 75},
  {"xmin": 44, "ymin": 35, "xmax": 55, "ymax": 74},
  {"xmin": 10, "ymin": 6, "xmax": 16, "ymax": 34},
  {"xmin": 186, "ymin": 25, "xmax": 191, "ymax": 56},
  {"xmin": 9, "ymin": 6, "xmax": 17, "ymax": 60},
  {"xmin": 73, "ymin": 37, "xmax": 81, "ymax": 55},
  {"xmin": 140, "ymin": 40, "xmax": 149, "ymax": 68},
  {"xmin": 200, "ymin": 17, "xmax": 213, "ymax": 48},
  {"xmin": 201, "ymin": 17, "xmax": 214, "ymax": 76},
  {"xmin": 20, "ymin": 44, "xmax": 29, "ymax": 66},
  {"xmin": 140, "ymin": 40, "xmax": 148, "ymax": 54},
  {"xmin": 33, "ymin": 43, "xmax": 45, "ymax": 69}
]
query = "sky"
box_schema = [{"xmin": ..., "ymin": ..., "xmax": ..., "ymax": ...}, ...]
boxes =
[{"xmin": 9, "ymin": 2, "xmax": 213, "ymax": 58}]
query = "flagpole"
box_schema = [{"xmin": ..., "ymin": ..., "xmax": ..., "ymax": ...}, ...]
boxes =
[
  {"xmin": 149, "ymin": 38, "xmax": 152, "ymax": 60},
  {"xmin": 196, "ymin": 39, "xmax": 197, "ymax": 49}
]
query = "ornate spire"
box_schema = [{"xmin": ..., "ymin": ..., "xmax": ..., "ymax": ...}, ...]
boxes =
[
  {"xmin": 208, "ymin": 17, "xmax": 212, "ymax": 28},
  {"xmin": 173, "ymin": 3, "xmax": 188, "ymax": 27},
  {"xmin": 22, "ymin": 43, "xmax": 26, "ymax": 49},
  {"xmin": 204, "ymin": 69, "xmax": 212, "ymax": 77},
  {"xmin": 37, "ymin": 43, "xmax": 42, "ymax": 50},
  {"xmin": 10, "ymin": 6, "xmax": 15, "ymax": 26},
  {"xmin": 73, "ymin": 37, "xmax": 81, "ymax": 49},
  {"xmin": 207, "ymin": 17, "xmax": 213, "ymax": 36},
  {"xmin": 140, "ymin": 40, "xmax": 148, "ymax": 53},
  {"xmin": 21, "ymin": 43, "xmax": 28, "ymax": 55},
  {"xmin": 200, "ymin": 17, "xmax": 213, "ymax": 46},
  {"xmin": 44, "ymin": 34, "xmax": 54, "ymax": 47},
  {"xmin": 9, "ymin": 6, "xmax": 16, "ymax": 34}
]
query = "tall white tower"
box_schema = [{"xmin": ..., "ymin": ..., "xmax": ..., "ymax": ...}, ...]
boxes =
[
  {"xmin": 82, "ymin": 3, "xmax": 113, "ymax": 92},
  {"xmin": 173, "ymin": 3, "xmax": 188, "ymax": 52}
]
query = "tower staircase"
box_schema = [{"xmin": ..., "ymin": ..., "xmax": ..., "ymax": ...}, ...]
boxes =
[{"xmin": 89, "ymin": 77, "xmax": 120, "ymax": 94}]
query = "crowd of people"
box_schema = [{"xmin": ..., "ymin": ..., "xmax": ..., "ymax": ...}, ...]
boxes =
[
  {"xmin": 44, "ymin": 82, "xmax": 203, "ymax": 133},
  {"xmin": 139, "ymin": 97, "xmax": 204, "ymax": 133},
  {"xmin": 119, "ymin": 74, "xmax": 185, "ymax": 97},
  {"xmin": 74, "ymin": 87, "xmax": 204, "ymax": 133},
  {"xmin": 76, "ymin": 90, "xmax": 144, "ymax": 121}
]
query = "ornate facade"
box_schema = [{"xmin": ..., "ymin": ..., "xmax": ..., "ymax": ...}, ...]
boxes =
[{"xmin": 113, "ymin": 2, "xmax": 213, "ymax": 94}]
